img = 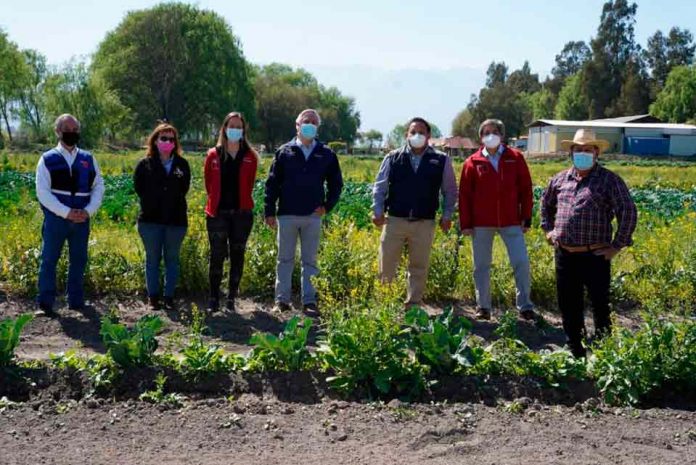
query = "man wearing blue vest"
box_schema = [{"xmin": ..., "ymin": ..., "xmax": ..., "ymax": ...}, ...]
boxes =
[
  {"xmin": 372, "ymin": 117, "xmax": 458, "ymax": 306},
  {"xmin": 264, "ymin": 109, "xmax": 344, "ymax": 316},
  {"xmin": 35, "ymin": 114, "xmax": 104, "ymax": 316}
]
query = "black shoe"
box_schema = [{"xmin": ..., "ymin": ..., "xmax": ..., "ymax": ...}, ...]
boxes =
[
  {"xmin": 207, "ymin": 298, "xmax": 220, "ymax": 313},
  {"xmin": 225, "ymin": 299, "xmax": 236, "ymax": 312},
  {"xmin": 39, "ymin": 302, "xmax": 56, "ymax": 318},
  {"xmin": 475, "ymin": 308, "xmax": 491, "ymax": 320},
  {"xmin": 272, "ymin": 302, "xmax": 291, "ymax": 313},
  {"xmin": 569, "ymin": 343, "xmax": 587, "ymax": 359},
  {"xmin": 163, "ymin": 297, "xmax": 175, "ymax": 311},
  {"xmin": 68, "ymin": 302, "xmax": 85, "ymax": 311},
  {"xmin": 520, "ymin": 309, "xmax": 537, "ymax": 321},
  {"xmin": 148, "ymin": 296, "xmax": 160, "ymax": 311},
  {"xmin": 303, "ymin": 302, "xmax": 319, "ymax": 317}
]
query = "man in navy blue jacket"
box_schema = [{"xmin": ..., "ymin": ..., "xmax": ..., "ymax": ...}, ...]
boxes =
[{"xmin": 264, "ymin": 109, "xmax": 343, "ymax": 315}]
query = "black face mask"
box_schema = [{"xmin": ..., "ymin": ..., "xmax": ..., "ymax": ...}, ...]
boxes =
[{"xmin": 61, "ymin": 132, "xmax": 80, "ymax": 147}]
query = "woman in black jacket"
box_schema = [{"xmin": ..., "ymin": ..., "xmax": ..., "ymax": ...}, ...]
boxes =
[{"xmin": 134, "ymin": 123, "xmax": 191, "ymax": 310}]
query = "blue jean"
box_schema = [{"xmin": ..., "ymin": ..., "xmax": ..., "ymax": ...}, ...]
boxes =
[
  {"xmin": 275, "ymin": 214, "xmax": 321, "ymax": 305},
  {"xmin": 38, "ymin": 208, "xmax": 90, "ymax": 308},
  {"xmin": 137, "ymin": 222, "xmax": 187, "ymax": 298},
  {"xmin": 471, "ymin": 226, "xmax": 534, "ymax": 311}
]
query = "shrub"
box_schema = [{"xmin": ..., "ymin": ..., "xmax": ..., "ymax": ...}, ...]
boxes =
[
  {"xmin": 99, "ymin": 315, "xmax": 163, "ymax": 368},
  {"xmin": 0, "ymin": 314, "xmax": 33, "ymax": 366}
]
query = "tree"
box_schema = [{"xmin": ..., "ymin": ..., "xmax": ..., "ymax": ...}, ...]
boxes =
[
  {"xmin": 317, "ymin": 86, "xmax": 361, "ymax": 147},
  {"xmin": 430, "ymin": 123, "xmax": 443, "ymax": 138},
  {"xmin": 16, "ymin": 50, "xmax": 48, "ymax": 141},
  {"xmin": 552, "ymin": 41, "xmax": 591, "ymax": 80},
  {"xmin": 581, "ymin": 0, "xmax": 640, "ymax": 118},
  {"xmin": 524, "ymin": 88, "xmax": 556, "ymax": 120},
  {"xmin": 43, "ymin": 61, "xmax": 132, "ymax": 148},
  {"xmin": 555, "ymin": 74, "xmax": 589, "ymax": 120},
  {"xmin": 485, "ymin": 62, "xmax": 508, "ymax": 88},
  {"xmin": 361, "ymin": 129, "xmax": 383, "ymax": 152},
  {"xmin": 508, "ymin": 61, "xmax": 541, "ymax": 94},
  {"xmin": 650, "ymin": 65, "xmax": 696, "ymax": 123},
  {"xmin": 386, "ymin": 123, "xmax": 407, "ymax": 149},
  {"xmin": 451, "ymin": 109, "xmax": 474, "ymax": 138},
  {"xmin": 611, "ymin": 58, "xmax": 650, "ymax": 116},
  {"xmin": 92, "ymin": 2, "xmax": 255, "ymax": 140},
  {"xmin": 0, "ymin": 29, "xmax": 29, "ymax": 145},
  {"xmin": 644, "ymin": 27, "xmax": 695, "ymax": 90}
]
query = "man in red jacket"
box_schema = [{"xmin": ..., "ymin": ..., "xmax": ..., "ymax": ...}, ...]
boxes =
[{"xmin": 458, "ymin": 119, "xmax": 535, "ymax": 321}]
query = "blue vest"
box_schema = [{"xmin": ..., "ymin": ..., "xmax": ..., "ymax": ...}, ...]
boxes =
[
  {"xmin": 386, "ymin": 148, "xmax": 446, "ymax": 220},
  {"xmin": 42, "ymin": 148, "xmax": 96, "ymax": 209}
]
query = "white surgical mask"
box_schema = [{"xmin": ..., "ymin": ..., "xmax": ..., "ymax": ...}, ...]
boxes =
[
  {"xmin": 482, "ymin": 134, "xmax": 501, "ymax": 149},
  {"xmin": 408, "ymin": 133, "xmax": 426, "ymax": 149}
]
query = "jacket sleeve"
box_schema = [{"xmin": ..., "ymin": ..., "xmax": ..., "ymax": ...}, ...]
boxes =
[
  {"xmin": 458, "ymin": 159, "xmax": 475, "ymax": 230},
  {"xmin": 203, "ymin": 152, "xmax": 212, "ymax": 196},
  {"xmin": 540, "ymin": 176, "xmax": 558, "ymax": 232},
  {"xmin": 324, "ymin": 152, "xmax": 343, "ymax": 213},
  {"xmin": 264, "ymin": 149, "xmax": 283, "ymax": 217},
  {"xmin": 133, "ymin": 159, "xmax": 147, "ymax": 199},
  {"xmin": 517, "ymin": 155, "xmax": 533, "ymax": 227},
  {"xmin": 182, "ymin": 158, "xmax": 191, "ymax": 196}
]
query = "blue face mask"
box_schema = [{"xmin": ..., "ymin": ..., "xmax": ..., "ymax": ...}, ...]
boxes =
[
  {"xmin": 226, "ymin": 127, "xmax": 243, "ymax": 142},
  {"xmin": 300, "ymin": 123, "xmax": 318, "ymax": 140},
  {"xmin": 572, "ymin": 152, "xmax": 595, "ymax": 170}
]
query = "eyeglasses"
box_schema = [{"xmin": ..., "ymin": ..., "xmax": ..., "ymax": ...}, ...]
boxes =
[{"xmin": 158, "ymin": 136, "xmax": 175, "ymax": 143}]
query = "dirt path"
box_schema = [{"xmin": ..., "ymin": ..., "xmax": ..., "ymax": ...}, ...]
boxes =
[
  {"xmin": 1, "ymin": 396, "xmax": 693, "ymax": 465},
  {"xmin": 0, "ymin": 294, "xmax": 643, "ymax": 362}
]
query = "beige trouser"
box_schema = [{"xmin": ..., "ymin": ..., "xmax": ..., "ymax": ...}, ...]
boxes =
[{"xmin": 379, "ymin": 216, "xmax": 436, "ymax": 304}]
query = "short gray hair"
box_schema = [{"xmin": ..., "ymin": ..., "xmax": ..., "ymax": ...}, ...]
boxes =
[
  {"xmin": 54, "ymin": 114, "xmax": 80, "ymax": 132},
  {"xmin": 478, "ymin": 119, "xmax": 505, "ymax": 138},
  {"xmin": 295, "ymin": 109, "xmax": 321, "ymax": 126}
]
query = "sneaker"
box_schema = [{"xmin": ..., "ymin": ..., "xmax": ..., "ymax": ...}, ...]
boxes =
[
  {"xmin": 163, "ymin": 297, "xmax": 175, "ymax": 311},
  {"xmin": 272, "ymin": 302, "xmax": 291, "ymax": 313},
  {"xmin": 148, "ymin": 296, "xmax": 160, "ymax": 311},
  {"xmin": 520, "ymin": 309, "xmax": 537, "ymax": 321},
  {"xmin": 303, "ymin": 302, "xmax": 319, "ymax": 317},
  {"xmin": 207, "ymin": 298, "xmax": 220, "ymax": 313},
  {"xmin": 225, "ymin": 299, "xmax": 236, "ymax": 312},
  {"xmin": 475, "ymin": 307, "xmax": 491, "ymax": 320}
]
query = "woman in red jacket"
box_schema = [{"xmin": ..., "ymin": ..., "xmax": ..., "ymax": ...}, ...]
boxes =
[
  {"xmin": 458, "ymin": 119, "xmax": 535, "ymax": 321},
  {"xmin": 204, "ymin": 112, "xmax": 259, "ymax": 312}
]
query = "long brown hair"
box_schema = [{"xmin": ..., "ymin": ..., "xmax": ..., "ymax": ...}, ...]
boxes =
[
  {"xmin": 216, "ymin": 112, "xmax": 259, "ymax": 159},
  {"xmin": 146, "ymin": 122, "xmax": 183, "ymax": 158}
]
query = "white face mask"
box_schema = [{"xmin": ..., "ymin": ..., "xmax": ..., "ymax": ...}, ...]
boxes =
[
  {"xmin": 482, "ymin": 133, "xmax": 501, "ymax": 149},
  {"xmin": 408, "ymin": 133, "xmax": 426, "ymax": 149}
]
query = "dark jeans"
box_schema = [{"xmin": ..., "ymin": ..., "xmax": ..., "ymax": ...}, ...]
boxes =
[
  {"xmin": 206, "ymin": 210, "xmax": 253, "ymax": 300},
  {"xmin": 38, "ymin": 208, "xmax": 90, "ymax": 309},
  {"xmin": 555, "ymin": 248, "xmax": 612, "ymax": 355},
  {"xmin": 137, "ymin": 222, "xmax": 187, "ymax": 298}
]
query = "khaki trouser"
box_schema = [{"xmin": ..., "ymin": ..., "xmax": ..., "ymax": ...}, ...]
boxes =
[{"xmin": 379, "ymin": 216, "xmax": 436, "ymax": 304}]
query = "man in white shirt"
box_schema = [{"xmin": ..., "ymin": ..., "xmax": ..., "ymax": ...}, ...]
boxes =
[{"xmin": 36, "ymin": 114, "xmax": 104, "ymax": 316}]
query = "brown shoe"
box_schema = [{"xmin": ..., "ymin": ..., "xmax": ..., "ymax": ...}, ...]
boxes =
[{"xmin": 475, "ymin": 308, "xmax": 491, "ymax": 320}]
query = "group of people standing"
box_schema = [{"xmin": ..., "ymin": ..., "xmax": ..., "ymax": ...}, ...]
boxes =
[{"xmin": 35, "ymin": 110, "xmax": 637, "ymax": 358}]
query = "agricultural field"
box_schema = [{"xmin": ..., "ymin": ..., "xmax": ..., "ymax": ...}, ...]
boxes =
[{"xmin": 1, "ymin": 150, "xmax": 695, "ymax": 464}]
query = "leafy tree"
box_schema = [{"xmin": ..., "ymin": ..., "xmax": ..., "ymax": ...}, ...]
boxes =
[
  {"xmin": 485, "ymin": 62, "xmax": 508, "ymax": 88},
  {"xmin": 610, "ymin": 58, "xmax": 650, "ymax": 116},
  {"xmin": 317, "ymin": 86, "xmax": 361, "ymax": 147},
  {"xmin": 555, "ymin": 74, "xmax": 589, "ymax": 120},
  {"xmin": 430, "ymin": 123, "xmax": 443, "ymax": 138},
  {"xmin": 644, "ymin": 27, "xmax": 695, "ymax": 91},
  {"xmin": 508, "ymin": 61, "xmax": 541, "ymax": 94},
  {"xmin": 43, "ymin": 61, "xmax": 132, "ymax": 148},
  {"xmin": 552, "ymin": 41, "xmax": 591, "ymax": 80},
  {"xmin": 92, "ymin": 2, "xmax": 255, "ymax": 140},
  {"xmin": 650, "ymin": 65, "xmax": 696, "ymax": 123},
  {"xmin": 524, "ymin": 88, "xmax": 556, "ymax": 120},
  {"xmin": 0, "ymin": 29, "xmax": 29, "ymax": 145},
  {"xmin": 451, "ymin": 109, "xmax": 474, "ymax": 138},
  {"xmin": 386, "ymin": 123, "xmax": 407, "ymax": 148},
  {"xmin": 16, "ymin": 50, "xmax": 48, "ymax": 141},
  {"xmin": 360, "ymin": 129, "xmax": 383, "ymax": 151}
]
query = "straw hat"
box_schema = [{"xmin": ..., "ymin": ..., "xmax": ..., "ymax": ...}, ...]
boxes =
[{"xmin": 560, "ymin": 128, "xmax": 610, "ymax": 153}]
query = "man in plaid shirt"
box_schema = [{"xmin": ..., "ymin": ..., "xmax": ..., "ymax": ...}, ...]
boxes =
[{"xmin": 541, "ymin": 129, "xmax": 637, "ymax": 358}]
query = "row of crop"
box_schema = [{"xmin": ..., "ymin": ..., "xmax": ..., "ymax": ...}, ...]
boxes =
[{"xmin": 2, "ymin": 307, "xmax": 695, "ymax": 407}]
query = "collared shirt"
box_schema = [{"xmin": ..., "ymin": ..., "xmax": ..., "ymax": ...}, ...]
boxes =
[
  {"xmin": 295, "ymin": 137, "xmax": 317, "ymax": 160},
  {"xmin": 35, "ymin": 143, "xmax": 105, "ymax": 219},
  {"xmin": 541, "ymin": 165, "xmax": 637, "ymax": 249},
  {"xmin": 372, "ymin": 145, "xmax": 458, "ymax": 220},
  {"xmin": 482, "ymin": 144, "xmax": 504, "ymax": 172},
  {"xmin": 406, "ymin": 144, "xmax": 424, "ymax": 172}
]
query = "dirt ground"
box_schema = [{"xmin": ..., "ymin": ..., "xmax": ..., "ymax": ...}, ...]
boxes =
[{"xmin": 1, "ymin": 294, "xmax": 691, "ymax": 465}]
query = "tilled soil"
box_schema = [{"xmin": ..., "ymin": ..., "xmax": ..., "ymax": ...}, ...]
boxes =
[{"xmin": 0, "ymin": 396, "xmax": 694, "ymax": 465}]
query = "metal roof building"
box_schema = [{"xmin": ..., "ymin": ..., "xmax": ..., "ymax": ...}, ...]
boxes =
[{"xmin": 527, "ymin": 118, "xmax": 696, "ymax": 156}]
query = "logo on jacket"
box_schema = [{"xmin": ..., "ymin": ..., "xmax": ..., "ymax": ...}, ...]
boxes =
[
  {"xmin": 477, "ymin": 164, "xmax": 489, "ymax": 175},
  {"xmin": 81, "ymin": 160, "xmax": 89, "ymax": 168},
  {"xmin": 429, "ymin": 159, "xmax": 440, "ymax": 165},
  {"xmin": 173, "ymin": 167, "xmax": 184, "ymax": 178}
]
